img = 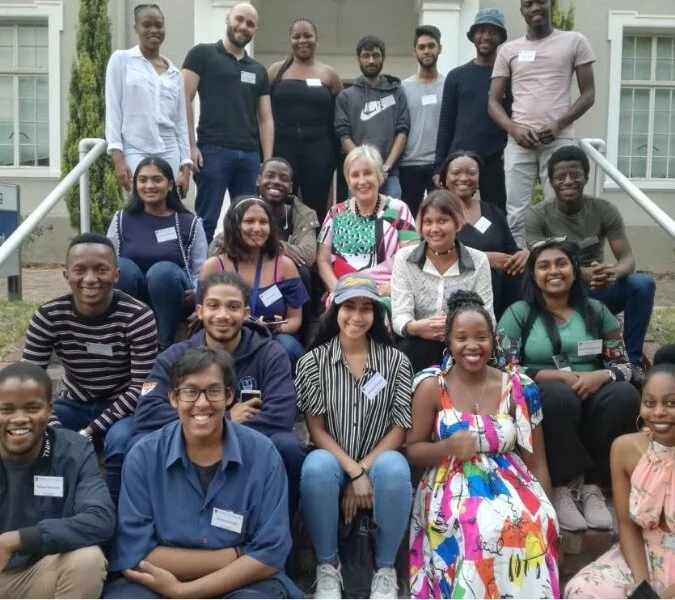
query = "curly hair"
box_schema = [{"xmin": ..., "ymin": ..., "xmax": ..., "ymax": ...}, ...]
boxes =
[{"xmin": 444, "ymin": 289, "xmax": 495, "ymax": 341}]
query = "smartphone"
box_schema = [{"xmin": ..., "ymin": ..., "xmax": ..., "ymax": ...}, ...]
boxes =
[
  {"xmin": 240, "ymin": 389, "xmax": 262, "ymax": 403},
  {"xmin": 630, "ymin": 580, "xmax": 660, "ymax": 599},
  {"xmin": 262, "ymin": 319, "xmax": 288, "ymax": 327}
]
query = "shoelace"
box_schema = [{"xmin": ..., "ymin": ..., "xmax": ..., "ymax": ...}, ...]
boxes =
[
  {"xmin": 315, "ymin": 564, "xmax": 343, "ymax": 591},
  {"xmin": 371, "ymin": 569, "xmax": 398, "ymax": 596}
]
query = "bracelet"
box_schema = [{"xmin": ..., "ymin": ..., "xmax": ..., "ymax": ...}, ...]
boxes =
[
  {"xmin": 349, "ymin": 468, "xmax": 366, "ymax": 482},
  {"xmin": 359, "ymin": 461, "xmax": 369, "ymax": 474}
]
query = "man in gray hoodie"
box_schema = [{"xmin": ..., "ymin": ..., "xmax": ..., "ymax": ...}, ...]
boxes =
[{"xmin": 334, "ymin": 35, "xmax": 410, "ymax": 199}]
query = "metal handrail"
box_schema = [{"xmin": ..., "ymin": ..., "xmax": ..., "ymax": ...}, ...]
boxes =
[
  {"xmin": 0, "ymin": 138, "xmax": 107, "ymax": 268},
  {"xmin": 580, "ymin": 137, "xmax": 675, "ymax": 240}
]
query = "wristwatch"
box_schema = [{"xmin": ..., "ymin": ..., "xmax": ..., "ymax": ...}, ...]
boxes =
[
  {"xmin": 604, "ymin": 369, "xmax": 617, "ymax": 382},
  {"xmin": 79, "ymin": 429, "xmax": 93, "ymax": 442},
  {"xmin": 383, "ymin": 165, "xmax": 390, "ymax": 175}
]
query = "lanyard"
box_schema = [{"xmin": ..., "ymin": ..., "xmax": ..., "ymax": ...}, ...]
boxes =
[{"xmin": 249, "ymin": 253, "xmax": 264, "ymax": 315}]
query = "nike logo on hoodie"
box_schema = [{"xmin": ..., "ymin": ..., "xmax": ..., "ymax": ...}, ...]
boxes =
[{"xmin": 360, "ymin": 95, "xmax": 395, "ymax": 121}]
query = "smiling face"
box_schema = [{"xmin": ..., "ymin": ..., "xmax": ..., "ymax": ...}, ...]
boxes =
[
  {"xmin": 64, "ymin": 243, "xmax": 119, "ymax": 315},
  {"xmin": 448, "ymin": 310, "xmax": 493, "ymax": 373},
  {"xmin": 134, "ymin": 6, "xmax": 165, "ymax": 51},
  {"xmin": 472, "ymin": 25, "xmax": 502, "ymax": 58},
  {"xmin": 347, "ymin": 157, "xmax": 381, "ymax": 203},
  {"xmin": 444, "ymin": 156, "xmax": 480, "ymax": 202},
  {"xmin": 551, "ymin": 159, "xmax": 588, "ymax": 210},
  {"xmin": 290, "ymin": 20, "xmax": 317, "ymax": 60},
  {"xmin": 197, "ymin": 283, "xmax": 250, "ymax": 348},
  {"xmin": 0, "ymin": 378, "xmax": 50, "ymax": 461},
  {"xmin": 414, "ymin": 34, "xmax": 441, "ymax": 69},
  {"xmin": 258, "ymin": 160, "xmax": 293, "ymax": 205},
  {"xmin": 533, "ymin": 248, "xmax": 575, "ymax": 297},
  {"xmin": 225, "ymin": 3, "xmax": 258, "ymax": 49},
  {"xmin": 337, "ymin": 297, "xmax": 374, "ymax": 342},
  {"xmin": 136, "ymin": 163, "xmax": 172, "ymax": 210},
  {"xmin": 239, "ymin": 205, "xmax": 271, "ymax": 249},
  {"xmin": 640, "ymin": 372, "xmax": 675, "ymax": 446},
  {"xmin": 421, "ymin": 207, "xmax": 458, "ymax": 253},
  {"xmin": 521, "ymin": 0, "xmax": 551, "ymax": 28}
]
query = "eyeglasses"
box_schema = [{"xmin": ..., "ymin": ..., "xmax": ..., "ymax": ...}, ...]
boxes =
[
  {"xmin": 552, "ymin": 171, "xmax": 586, "ymax": 184},
  {"xmin": 173, "ymin": 386, "xmax": 227, "ymax": 403},
  {"xmin": 449, "ymin": 168, "xmax": 479, "ymax": 177},
  {"xmin": 529, "ymin": 236, "xmax": 568, "ymax": 251}
]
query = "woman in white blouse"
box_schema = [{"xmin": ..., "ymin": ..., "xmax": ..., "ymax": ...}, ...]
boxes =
[
  {"xmin": 391, "ymin": 189, "xmax": 494, "ymax": 373},
  {"xmin": 105, "ymin": 4, "xmax": 191, "ymax": 196}
]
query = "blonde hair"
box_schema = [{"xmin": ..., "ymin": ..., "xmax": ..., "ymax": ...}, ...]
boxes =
[{"xmin": 343, "ymin": 145, "xmax": 385, "ymax": 188}]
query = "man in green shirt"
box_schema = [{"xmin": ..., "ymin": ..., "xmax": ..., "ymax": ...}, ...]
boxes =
[{"xmin": 525, "ymin": 145, "xmax": 655, "ymax": 383}]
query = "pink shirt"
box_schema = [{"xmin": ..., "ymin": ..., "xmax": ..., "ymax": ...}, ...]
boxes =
[{"xmin": 492, "ymin": 30, "xmax": 595, "ymax": 138}]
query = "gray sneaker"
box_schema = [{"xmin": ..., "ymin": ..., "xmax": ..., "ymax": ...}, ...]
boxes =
[
  {"xmin": 314, "ymin": 562, "xmax": 343, "ymax": 599},
  {"xmin": 370, "ymin": 567, "xmax": 398, "ymax": 599},
  {"xmin": 581, "ymin": 484, "xmax": 614, "ymax": 530},
  {"xmin": 553, "ymin": 486, "xmax": 587, "ymax": 531}
]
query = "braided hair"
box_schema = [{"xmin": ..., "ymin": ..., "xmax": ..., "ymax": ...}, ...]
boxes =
[
  {"xmin": 133, "ymin": 3, "xmax": 163, "ymax": 21},
  {"xmin": 274, "ymin": 18, "xmax": 319, "ymax": 84},
  {"xmin": 444, "ymin": 290, "xmax": 495, "ymax": 342}
]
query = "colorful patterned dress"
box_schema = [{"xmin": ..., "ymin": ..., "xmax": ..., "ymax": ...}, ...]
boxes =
[
  {"xmin": 409, "ymin": 367, "xmax": 560, "ymax": 599},
  {"xmin": 565, "ymin": 438, "xmax": 675, "ymax": 598}
]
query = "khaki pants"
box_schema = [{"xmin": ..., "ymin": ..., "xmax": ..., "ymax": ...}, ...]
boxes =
[{"xmin": 0, "ymin": 546, "xmax": 107, "ymax": 599}]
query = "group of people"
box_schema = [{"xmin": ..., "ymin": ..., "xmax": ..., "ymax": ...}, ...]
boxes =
[{"xmin": 0, "ymin": 0, "xmax": 672, "ymax": 599}]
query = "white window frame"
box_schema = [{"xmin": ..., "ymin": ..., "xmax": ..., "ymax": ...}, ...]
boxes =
[
  {"xmin": 607, "ymin": 11, "xmax": 675, "ymax": 191},
  {"xmin": 0, "ymin": 1, "xmax": 62, "ymax": 179}
]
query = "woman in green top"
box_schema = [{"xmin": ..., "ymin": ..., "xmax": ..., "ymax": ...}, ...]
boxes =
[{"xmin": 496, "ymin": 239, "xmax": 639, "ymax": 533}]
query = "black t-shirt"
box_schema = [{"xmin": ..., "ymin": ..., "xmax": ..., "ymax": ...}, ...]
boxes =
[
  {"xmin": 456, "ymin": 200, "xmax": 519, "ymax": 254},
  {"xmin": 183, "ymin": 42, "xmax": 270, "ymax": 150}
]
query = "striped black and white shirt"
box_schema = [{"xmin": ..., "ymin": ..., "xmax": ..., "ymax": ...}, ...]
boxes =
[
  {"xmin": 295, "ymin": 337, "xmax": 413, "ymax": 461},
  {"xmin": 22, "ymin": 290, "xmax": 157, "ymax": 435}
]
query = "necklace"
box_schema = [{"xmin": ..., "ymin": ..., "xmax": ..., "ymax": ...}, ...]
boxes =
[
  {"xmin": 452, "ymin": 372, "xmax": 489, "ymax": 415},
  {"xmin": 427, "ymin": 245, "xmax": 454, "ymax": 256},
  {"xmin": 353, "ymin": 195, "xmax": 381, "ymax": 219}
]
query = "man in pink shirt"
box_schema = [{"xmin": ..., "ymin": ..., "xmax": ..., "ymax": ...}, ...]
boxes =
[{"xmin": 488, "ymin": 0, "xmax": 595, "ymax": 248}]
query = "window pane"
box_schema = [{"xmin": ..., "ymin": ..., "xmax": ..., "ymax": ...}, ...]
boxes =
[
  {"xmin": 621, "ymin": 58, "xmax": 634, "ymax": 80},
  {"xmin": 19, "ymin": 122, "xmax": 35, "ymax": 143},
  {"xmin": 652, "ymin": 157, "xmax": 668, "ymax": 178},
  {"xmin": 633, "ymin": 110, "xmax": 649, "ymax": 134},
  {"xmin": 36, "ymin": 77, "xmax": 48, "ymax": 99},
  {"xmin": 36, "ymin": 99, "xmax": 48, "ymax": 122},
  {"xmin": 657, "ymin": 37, "xmax": 673, "ymax": 59},
  {"xmin": 635, "ymin": 58, "xmax": 652, "ymax": 80},
  {"xmin": 634, "ymin": 89, "xmax": 650, "ymax": 110},
  {"xmin": 655, "ymin": 89, "xmax": 672, "ymax": 111},
  {"xmin": 618, "ymin": 157, "xmax": 630, "ymax": 175},
  {"xmin": 631, "ymin": 134, "xmax": 648, "ymax": 157},
  {"xmin": 656, "ymin": 59, "xmax": 673, "ymax": 81},
  {"xmin": 654, "ymin": 111, "xmax": 670, "ymax": 134},
  {"xmin": 0, "ymin": 122, "xmax": 12, "ymax": 144},
  {"xmin": 17, "ymin": 26, "xmax": 35, "ymax": 46},
  {"xmin": 631, "ymin": 157, "xmax": 647, "ymax": 178},
  {"xmin": 0, "ymin": 26, "xmax": 13, "ymax": 45},
  {"xmin": 623, "ymin": 36, "xmax": 636, "ymax": 58},
  {"xmin": 669, "ymin": 158, "xmax": 675, "ymax": 178},
  {"xmin": 37, "ymin": 145, "xmax": 49, "ymax": 166},
  {"xmin": 0, "ymin": 77, "xmax": 13, "ymax": 121},
  {"xmin": 36, "ymin": 47, "xmax": 48, "ymax": 69},
  {"xmin": 35, "ymin": 26, "xmax": 47, "ymax": 46},
  {"xmin": 0, "ymin": 145, "xmax": 14, "ymax": 166},
  {"xmin": 620, "ymin": 88, "xmax": 634, "ymax": 111},
  {"xmin": 19, "ymin": 144, "xmax": 36, "ymax": 166},
  {"xmin": 18, "ymin": 47, "xmax": 35, "ymax": 69},
  {"xmin": 36, "ymin": 122, "xmax": 48, "ymax": 145},
  {"xmin": 18, "ymin": 76, "xmax": 35, "ymax": 98},
  {"xmin": 19, "ymin": 99, "xmax": 35, "ymax": 122},
  {"xmin": 636, "ymin": 37, "xmax": 652, "ymax": 58},
  {"xmin": 653, "ymin": 133, "xmax": 668, "ymax": 157},
  {"xmin": 656, "ymin": 37, "xmax": 675, "ymax": 82}
]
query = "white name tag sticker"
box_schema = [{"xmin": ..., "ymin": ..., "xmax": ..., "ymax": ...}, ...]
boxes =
[
  {"xmin": 155, "ymin": 227, "xmax": 178, "ymax": 243},
  {"xmin": 34, "ymin": 475, "xmax": 64, "ymax": 498},
  {"xmin": 362, "ymin": 372, "xmax": 387, "ymax": 400},
  {"xmin": 578, "ymin": 339, "xmax": 603, "ymax": 356},
  {"xmin": 85, "ymin": 342, "xmax": 113, "ymax": 357},
  {"xmin": 518, "ymin": 50, "xmax": 536, "ymax": 62},
  {"xmin": 306, "ymin": 78, "xmax": 322, "ymax": 87},
  {"xmin": 240, "ymin": 71, "xmax": 256, "ymax": 84},
  {"xmin": 422, "ymin": 94, "xmax": 438, "ymax": 106},
  {"xmin": 211, "ymin": 508, "xmax": 243, "ymax": 533},
  {"xmin": 259, "ymin": 285, "xmax": 283, "ymax": 307},
  {"xmin": 474, "ymin": 216, "xmax": 492, "ymax": 234},
  {"xmin": 381, "ymin": 95, "xmax": 396, "ymax": 109}
]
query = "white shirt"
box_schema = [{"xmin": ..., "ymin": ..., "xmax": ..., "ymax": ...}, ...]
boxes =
[{"xmin": 105, "ymin": 46, "xmax": 191, "ymax": 167}]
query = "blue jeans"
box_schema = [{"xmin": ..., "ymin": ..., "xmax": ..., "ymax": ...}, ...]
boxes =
[
  {"xmin": 590, "ymin": 272, "xmax": 656, "ymax": 365},
  {"xmin": 103, "ymin": 576, "xmax": 292, "ymax": 598},
  {"xmin": 52, "ymin": 397, "xmax": 134, "ymax": 506},
  {"xmin": 195, "ymin": 144, "xmax": 261, "ymax": 242},
  {"xmin": 300, "ymin": 449, "xmax": 412, "ymax": 568},
  {"xmin": 273, "ymin": 333, "xmax": 304, "ymax": 372},
  {"xmin": 380, "ymin": 173, "xmax": 401, "ymax": 199},
  {"xmin": 116, "ymin": 258, "xmax": 191, "ymax": 350}
]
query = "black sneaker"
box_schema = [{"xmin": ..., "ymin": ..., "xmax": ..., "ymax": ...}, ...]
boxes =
[{"xmin": 631, "ymin": 364, "xmax": 646, "ymax": 388}]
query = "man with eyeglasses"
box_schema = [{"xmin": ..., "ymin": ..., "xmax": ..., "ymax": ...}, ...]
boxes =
[
  {"xmin": 526, "ymin": 145, "xmax": 656, "ymax": 384},
  {"xmin": 104, "ymin": 347, "xmax": 302, "ymax": 599}
]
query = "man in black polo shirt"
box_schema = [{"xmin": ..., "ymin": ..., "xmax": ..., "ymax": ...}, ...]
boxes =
[{"xmin": 182, "ymin": 2, "xmax": 274, "ymax": 243}]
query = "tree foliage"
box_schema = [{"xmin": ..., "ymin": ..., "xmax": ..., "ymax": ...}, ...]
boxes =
[{"xmin": 62, "ymin": 0, "xmax": 122, "ymax": 233}]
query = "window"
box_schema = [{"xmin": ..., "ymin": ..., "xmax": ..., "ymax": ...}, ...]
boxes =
[
  {"xmin": 0, "ymin": 23, "xmax": 50, "ymax": 168},
  {"xmin": 618, "ymin": 35, "xmax": 675, "ymax": 180}
]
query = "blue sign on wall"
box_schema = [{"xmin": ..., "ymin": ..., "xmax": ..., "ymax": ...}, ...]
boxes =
[{"xmin": 0, "ymin": 184, "xmax": 20, "ymax": 278}]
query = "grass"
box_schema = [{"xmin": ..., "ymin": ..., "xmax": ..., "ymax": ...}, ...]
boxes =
[
  {"xmin": 648, "ymin": 306, "xmax": 675, "ymax": 346},
  {"xmin": 0, "ymin": 300, "xmax": 38, "ymax": 359}
]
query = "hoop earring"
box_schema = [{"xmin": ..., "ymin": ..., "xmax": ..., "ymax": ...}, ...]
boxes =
[{"xmin": 636, "ymin": 415, "xmax": 644, "ymax": 431}]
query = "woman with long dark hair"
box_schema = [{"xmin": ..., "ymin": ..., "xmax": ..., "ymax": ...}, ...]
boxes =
[
  {"xmin": 107, "ymin": 156, "xmax": 206, "ymax": 350},
  {"xmin": 268, "ymin": 18, "xmax": 342, "ymax": 223},
  {"xmin": 296, "ymin": 273, "xmax": 413, "ymax": 600},
  {"xmin": 199, "ymin": 196, "xmax": 309, "ymax": 366},
  {"xmin": 497, "ymin": 238, "xmax": 640, "ymax": 532}
]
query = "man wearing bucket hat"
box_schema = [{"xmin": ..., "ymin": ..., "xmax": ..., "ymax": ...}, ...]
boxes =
[
  {"xmin": 488, "ymin": 0, "xmax": 596, "ymax": 249},
  {"xmin": 433, "ymin": 8, "xmax": 511, "ymax": 213}
]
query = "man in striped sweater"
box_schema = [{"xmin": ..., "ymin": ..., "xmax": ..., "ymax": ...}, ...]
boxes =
[{"xmin": 22, "ymin": 233, "xmax": 157, "ymax": 504}]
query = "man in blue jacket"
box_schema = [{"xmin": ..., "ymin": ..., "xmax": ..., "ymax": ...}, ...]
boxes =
[
  {"xmin": 0, "ymin": 362, "xmax": 115, "ymax": 598},
  {"xmin": 133, "ymin": 271, "xmax": 305, "ymax": 517}
]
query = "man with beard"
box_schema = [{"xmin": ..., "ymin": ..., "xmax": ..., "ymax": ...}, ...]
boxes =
[
  {"xmin": 399, "ymin": 26, "xmax": 444, "ymax": 217},
  {"xmin": 182, "ymin": 2, "xmax": 274, "ymax": 243},
  {"xmin": 433, "ymin": 9, "xmax": 510, "ymax": 213},
  {"xmin": 334, "ymin": 35, "xmax": 410, "ymax": 199}
]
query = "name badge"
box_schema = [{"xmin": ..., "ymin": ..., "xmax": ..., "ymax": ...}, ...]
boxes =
[
  {"xmin": 34, "ymin": 475, "xmax": 64, "ymax": 498},
  {"xmin": 211, "ymin": 508, "xmax": 243, "ymax": 533},
  {"xmin": 362, "ymin": 372, "xmax": 387, "ymax": 400},
  {"xmin": 85, "ymin": 342, "xmax": 113, "ymax": 357},
  {"xmin": 155, "ymin": 227, "xmax": 178, "ymax": 243},
  {"xmin": 259, "ymin": 285, "xmax": 283, "ymax": 307},
  {"xmin": 240, "ymin": 71, "xmax": 256, "ymax": 84},
  {"xmin": 518, "ymin": 50, "xmax": 536, "ymax": 62},
  {"xmin": 578, "ymin": 339, "xmax": 603, "ymax": 356},
  {"xmin": 474, "ymin": 216, "xmax": 492, "ymax": 234},
  {"xmin": 381, "ymin": 94, "xmax": 396, "ymax": 109},
  {"xmin": 422, "ymin": 94, "xmax": 438, "ymax": 106},
  {"xmin": 306, "ymin": 78, "xmax": 322, "ymax": 87}
]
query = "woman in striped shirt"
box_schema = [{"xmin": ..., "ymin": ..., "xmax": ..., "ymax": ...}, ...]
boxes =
[{"xmin": 295, "ymin": 273, "xmax": 414, "ymax": 600}]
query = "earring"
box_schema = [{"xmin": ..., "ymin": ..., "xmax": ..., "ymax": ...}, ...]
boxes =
[{"xmin": 635, "ymin": 415, "xmax": 644, "ymax": 431}]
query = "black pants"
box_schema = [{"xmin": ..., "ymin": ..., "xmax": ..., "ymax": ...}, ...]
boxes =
[
  {"xmin": 274, "ymin": 129, "xmax": 336, "ymax": 224},
  {"xmin": 538, "ymin": 380, "xmax": 639, "ymax": 487},
  {"xmin": 397, "ymin": 336, "xmax": 446, "ymax": 374},
  {"xmin": 399, "ymin": 164, "xmax": 435, "ymax": 218},
  {"xmin": 479, "ymin": 151, "xmax": 507, "ymax": 214},
  {"xmin": 491, "ymin": 269, "xmax": 524, "ymax": 321}
]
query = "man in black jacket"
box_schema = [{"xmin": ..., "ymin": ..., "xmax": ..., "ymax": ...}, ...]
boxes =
[{"xmin": 0, "ymin": 362, "xmax": 115, "ymax": 598}]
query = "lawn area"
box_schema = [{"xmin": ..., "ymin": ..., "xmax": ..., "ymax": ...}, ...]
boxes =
[
  {"xmin": 648, "ymin": 306, "xmax": 675, "ymax": 346},
  {"xmin": 0, "ymin": 300, "xmax": 38, "ymax": 359}
]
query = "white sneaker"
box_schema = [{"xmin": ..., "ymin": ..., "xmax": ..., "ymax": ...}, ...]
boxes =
[
  {"xmin": 370, "ymin": 567, "xmax": 398, "ymax": 599},
  {"xmin": 552, "ymin": 486, "xmax": 587, "ymax": 531},
  {"xmin": 314, "ymin": 562, "xmax": 343, "ymax": 599},
  {"xmin": 581, "ymin": 484, "xmax": 614, "ymax": 530}
]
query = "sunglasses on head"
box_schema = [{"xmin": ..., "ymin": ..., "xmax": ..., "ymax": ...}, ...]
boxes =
[{"xmin": 529, "ymin": 236, "xmax": 568, "ymax": 251}]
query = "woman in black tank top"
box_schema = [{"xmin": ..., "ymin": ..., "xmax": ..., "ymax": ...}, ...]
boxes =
[{"xmin": 268, "ymin": 18, "xmax": 343, "ymax": 224}]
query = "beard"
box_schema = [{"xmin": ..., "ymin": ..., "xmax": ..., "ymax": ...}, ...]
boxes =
[
  {"xmin": 360, "ymin": 63, "xmax": 383, "ymax": 79},
  {"xmin": 226, "ymin": 23, "xmax": 251, "ymax": 49},
  {"xmin": 417, "ymin": 54, "xmax": 438, "ymax": 69}
]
